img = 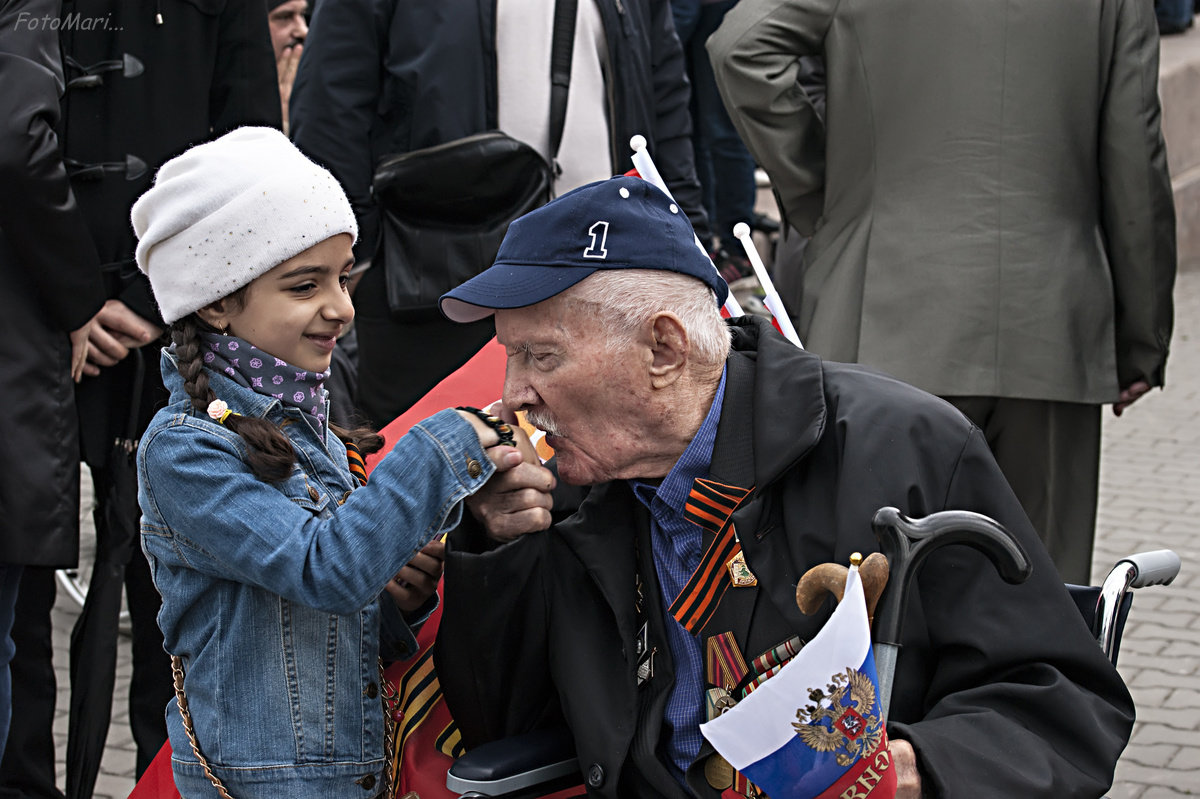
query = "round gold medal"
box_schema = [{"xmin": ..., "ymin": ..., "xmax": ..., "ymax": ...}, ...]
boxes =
[{"xmin": 704, "ymin": 754, "xmax": 735, "ymax": 790}]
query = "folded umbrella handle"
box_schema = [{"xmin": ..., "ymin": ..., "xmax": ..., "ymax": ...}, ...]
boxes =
[
  {"xmin": 870, "ymin": 507, "xmax": 1031, "ymax": 719},
  {"xmin": 871, "ymin": 507, "xmax": 1032, "ymax": 648}
]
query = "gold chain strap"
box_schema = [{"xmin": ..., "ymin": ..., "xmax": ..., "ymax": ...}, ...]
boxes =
[
  {"xmin": 380, "ymin": 659, "xmax": 400, "ymax": 797},
  {"xmin": 171, "ymin": 656, "xmax": 236, "ymax": 799},
  {"xmin": 170, "ymin": 656, "xmax": 398, "ymax": 798}
]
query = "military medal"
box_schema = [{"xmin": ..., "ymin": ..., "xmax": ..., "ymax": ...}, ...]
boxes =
[
  {"xmin": 635, "ymin": 621, "xmax": 655, "ymax": 685},
  {"xmin": 704, "ymin": 754, "xmax": 735, "ymax": 790},
  {"xmin": 706, "ymin": 686, "xmax": 737, "ymax": 719},
  {"xmin": 726, "ymin": 550, "xmax": 758, "ymax": 587},
  {"xmin": 636, "ymin": 647, "xmax": 656, "ymax": 685}
]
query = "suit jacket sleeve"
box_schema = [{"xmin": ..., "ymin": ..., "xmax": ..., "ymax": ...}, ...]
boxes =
[
  {"xmin": 706, "ymin": 0, "xmax": 832, "ymax": 235},
  {"xmin": 890, "ymin": 427, "xmax": 1134, "ymax": 797},
  {"xmin": 289, "ymin": 0, "xmax": 385, "ymax": 263},
  {"xmin": 0, "ymin": 0, "xmax": 104, "ymax": 332},
  {"xmin": 1098, "ymin": 0, "xmax": 1176, "ymax": 389}
]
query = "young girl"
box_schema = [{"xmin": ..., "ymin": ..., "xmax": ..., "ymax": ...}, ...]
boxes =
[{"xmin": 131, "ymin": 127, "xmax": 522, "ymax": 797}]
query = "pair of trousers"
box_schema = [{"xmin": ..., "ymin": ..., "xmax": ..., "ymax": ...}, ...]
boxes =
[
  {"xmin": 0, "ymin": 565, "xmax": 21, "ymax": 765},
  {"xmin": 945, "ymin": 396, "xmax": 1101, "ymax": 585},
  {"xmin": 671, "ymin": 0, "xmax": 758, "ymax": 243},
  {"xmin": 0, "ymin": 541, "xmax": 171, "ymax": 797}
]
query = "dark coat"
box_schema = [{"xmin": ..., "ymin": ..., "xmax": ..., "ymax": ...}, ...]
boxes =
[
  {"xmin": 289, "ymin": 0, "xmax": 710, "ymax": 264},
  {"xmin": 437, "ymin": 317, "xmax": 1134, "ymax": 798},
  {"xmin": 0, "ymin": 0, "xmax": 106, "ymax": 566},
  {"xmin": 58, "ymin": 0, "xmax": 281, "ymax": 468}
]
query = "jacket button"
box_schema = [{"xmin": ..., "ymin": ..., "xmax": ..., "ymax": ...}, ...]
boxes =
[
  {"xmin": 356, "ymin": 773, "xmax": 376, "ymax": 791},
  {"xmin": 339, "ymin": 490, "xmax": 352, "ymax": 505},
  {"xmin": 586, "ymin": 763, "xmax": 605, "ymax": 788},
  {"xmin": 467, "ymin": 458, "xmax": 482, "ymax": 478},
  {"xmin": 365, "ymin": 681, "xmax": 378, "ymax": 699},
  {"xmin": 307, "ymin": 485, "xmax": 320, "ymax": 501}
]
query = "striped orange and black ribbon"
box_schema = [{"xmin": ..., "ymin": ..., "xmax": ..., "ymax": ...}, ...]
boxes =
[
  {"xmin": 343, "ymin": 438, "xmax": 369, "ymax": 486},
  {"xmin": 668, "ymin": 478, "xmax": 753, "ymax": 635}
]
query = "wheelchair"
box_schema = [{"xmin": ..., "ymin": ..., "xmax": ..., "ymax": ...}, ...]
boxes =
[{"xmin": 443, "ymin": 549, "xmax": 1181, "ymax": 799}]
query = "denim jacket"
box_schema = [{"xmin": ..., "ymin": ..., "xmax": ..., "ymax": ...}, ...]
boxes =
[{"xmin": 138, "ymin": 350, "xmax": 494, "ymax": 797}]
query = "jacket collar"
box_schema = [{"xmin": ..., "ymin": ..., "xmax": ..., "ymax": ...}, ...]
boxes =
[
  {"xmin": 709, "ymin": 316, "xmax": 828, "ymax": 491},
  {"xmin": 161, "ymin": 347, "xmax": 285, "ymax": 421}
]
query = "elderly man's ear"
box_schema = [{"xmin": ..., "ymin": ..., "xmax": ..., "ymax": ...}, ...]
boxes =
[{"xmin": 648, "ymin": 312, "xmax": 689, "ymax": 389}]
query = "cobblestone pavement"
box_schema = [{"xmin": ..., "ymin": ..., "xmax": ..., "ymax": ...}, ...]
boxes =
[
  {"xmin": 1097, "ymin": 266, "xmax": 1200, "ymax": 798},
  {"xmin": 46, "ymin": 268, "xmax": 1200, "ymax": 797}
]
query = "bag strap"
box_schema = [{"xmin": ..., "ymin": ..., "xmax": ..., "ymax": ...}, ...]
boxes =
[
  {"xmin": 172, "ymin": 656, "xmax": 236, "ymax": 799},
  {"xmin": 548, "ymin": 0, "xmax": 578, "ymax": 165},
  {"xmin": 172, "ymin": 655, "xmax": 399, "ymax": 798}
]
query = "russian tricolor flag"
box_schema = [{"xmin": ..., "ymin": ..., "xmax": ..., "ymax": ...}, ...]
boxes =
[{"xmin": 700, "ymin": 566, "xmax": 897, "ymax": 799}]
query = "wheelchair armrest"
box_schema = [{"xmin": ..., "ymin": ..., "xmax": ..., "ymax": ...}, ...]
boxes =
[{"xmin": 446, "ymin": 727, "xmax": 581, "ymax": 798}]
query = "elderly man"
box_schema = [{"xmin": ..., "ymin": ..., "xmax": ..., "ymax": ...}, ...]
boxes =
[{"xmin": 436, "ymin": 176, "xmax": 1134, "ymax": 798}]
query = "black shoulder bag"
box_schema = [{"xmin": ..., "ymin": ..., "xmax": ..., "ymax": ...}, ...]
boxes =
[{"xmin": 371, "ymin": 0, "xmax": 577, "ymax": 315}]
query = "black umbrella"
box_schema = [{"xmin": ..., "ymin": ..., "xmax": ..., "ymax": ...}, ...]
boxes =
[{"xmin": 65, "ymin": 348, "xmax": 145, "ymax": 799}]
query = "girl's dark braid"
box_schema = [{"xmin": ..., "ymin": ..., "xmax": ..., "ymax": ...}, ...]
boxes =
[
  {"xmin": 172, "ymin": 316, "xmax": 215, "ymax": 413},
  {"xmin": 171, "ymin": 315, "xmax": 297, "ymax": 483}
]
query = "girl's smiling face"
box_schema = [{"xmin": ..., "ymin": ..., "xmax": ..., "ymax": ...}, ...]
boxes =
[{"xmin": 200, "ymin": 234, "xmax": 355, "ymax": 373}]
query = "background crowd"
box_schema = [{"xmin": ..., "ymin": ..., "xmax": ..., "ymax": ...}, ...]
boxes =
[{"xmin": 0, "ymin": 0, "xmax": 1184, "ymax": 795}]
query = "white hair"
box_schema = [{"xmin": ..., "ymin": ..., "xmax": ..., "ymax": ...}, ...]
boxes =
[{"xmin": 561, "ymin": 269, "xmax": 732, "ymax": 365}]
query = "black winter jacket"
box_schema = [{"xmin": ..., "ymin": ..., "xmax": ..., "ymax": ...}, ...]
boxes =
[
  {"xmin": 290, "ymin": 0, "xmax": 710, "ymax": 264},
  {"xmin": 0, "ymin": 0, "xmax": 106, "ymax": 565},
  {"xmin": 58, "ymin": 0, "xmax": 280, "ymax": 468},
  {"xmin": 437, "ymin": 317, "xmax": 1133, "ymax": 798}
]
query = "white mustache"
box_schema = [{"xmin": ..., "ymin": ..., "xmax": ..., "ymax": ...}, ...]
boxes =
[{"xmin": 524, "ymin": 409, "xmax": 565, "ymax": 439}]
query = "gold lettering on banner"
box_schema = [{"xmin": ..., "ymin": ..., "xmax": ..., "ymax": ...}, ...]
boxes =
[{"xmin": 838, "ymin": 745, "xmax": 892, "ymax": 799}]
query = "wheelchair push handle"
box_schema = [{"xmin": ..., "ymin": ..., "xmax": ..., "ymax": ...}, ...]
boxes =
[{"xmin": 1121, "ymin": 549, "xmax": 1181, "ymax": 588}]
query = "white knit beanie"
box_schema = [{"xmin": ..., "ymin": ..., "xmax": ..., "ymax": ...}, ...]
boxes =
[{"xmin": 131, "ymin": 127, "xmax": 358, "ymax": 324}]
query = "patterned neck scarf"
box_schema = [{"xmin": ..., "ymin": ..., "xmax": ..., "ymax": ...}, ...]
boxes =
[{"xmin": 198, "ymin": 332, "xmax": 331, "ymax": 435}]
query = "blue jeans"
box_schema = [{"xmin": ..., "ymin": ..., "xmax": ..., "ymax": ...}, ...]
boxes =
[
  {"xmin": 0, "ymin": 565, "xmax": 23, "ymax": 764},
  {"xmin": 672, "ymin": 0, "xmax": 758, "ymax": 243}
]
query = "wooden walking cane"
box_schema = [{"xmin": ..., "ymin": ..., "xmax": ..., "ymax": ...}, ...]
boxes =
[{"xmin": 795, "ymin": 552, "xmax": 890, "ymax": 627}]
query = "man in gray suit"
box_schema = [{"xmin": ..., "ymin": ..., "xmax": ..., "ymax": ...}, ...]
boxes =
[{"xmin": 708, "ymin": 0, "xmax": 1177, "ymax": 584}]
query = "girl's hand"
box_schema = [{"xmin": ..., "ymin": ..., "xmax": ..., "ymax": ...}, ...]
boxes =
[
  {"xmin": 385, "ymin": 540, "xmax": 445, "ymax": 612},
  {"xmin": 456, "ymin": 406, "xmax": 527, "ymax": 474}
]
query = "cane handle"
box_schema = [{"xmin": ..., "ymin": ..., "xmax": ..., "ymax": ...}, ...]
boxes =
[{"xmin": 795, "ymin": 553, "xmax": 890, "ymax": 627}]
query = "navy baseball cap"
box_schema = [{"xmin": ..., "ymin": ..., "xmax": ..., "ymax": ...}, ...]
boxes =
[{"xmin": 439, "ymin": 175, "xmax": 729, "ymax": 322}]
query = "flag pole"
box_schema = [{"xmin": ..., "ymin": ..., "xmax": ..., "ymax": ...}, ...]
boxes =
[
  {"xmin": 629, "ymin": 135, "xmax": 746, "ymax": 319},
  {"xmin": 732, "ymin": 222, "xmax": 803, "ymax": 349}
]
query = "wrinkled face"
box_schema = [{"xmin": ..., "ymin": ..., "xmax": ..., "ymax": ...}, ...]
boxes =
[
  {"xmin": 269, "ymin": 0, "xmax": 308, "ymax": 61},
  {"xmin": 221, "ymin": 234, "xmax": 354, "ymax": 373},
  {"xmin": 497, "ymin": 297, "xmax": 652, "ymax": 486}
]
